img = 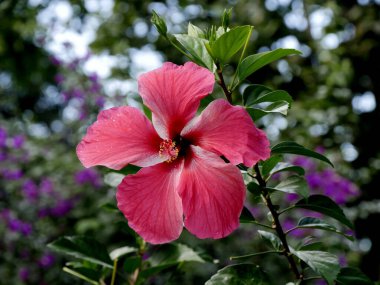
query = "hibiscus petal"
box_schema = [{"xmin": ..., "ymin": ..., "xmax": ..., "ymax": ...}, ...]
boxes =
[
  {"xmin": 77, "ymin": 106, "xmax": 164, "ymax": 170},
  {"xmin": 138, "ymin": 62, "xmax": 214, "ymax": 138},
  {"xmin": 178, "ymin": 146, "xmax": 245, "ymax": 239},
  {"xmin": 181, "ymin": 99, "xmax": 270, "ymax": 167},
  {"xmin": 116, "ymin": 162, "xmax": 184, "ymax": 244}
]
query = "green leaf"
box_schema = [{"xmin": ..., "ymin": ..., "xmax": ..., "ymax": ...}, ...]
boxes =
[
  {"xmin": 141, "ymin": 243, "xmax": 204, "ymax": 278},
  {"xmin": 48, "ymin": 236, "xmax": 113, "ymax": 268},
  {"xmin": 336, "ymin": 267, "xmax": 374, "ymax": 285},
  {"xmin": 243, "ymin": 84, "xmax": 293, "ymax": 107},
  {"xmin": 205, "ymin": 264, "xmax": 270, "ymax": 285},
  {"xmin": 261, "ymin": 155, "xmax": 282, "ymax": 178},
  {"xmin": 297, "ymin": 217, "xmax": 354, "ymax": 241},
  {"xmin": 240, "ymin": 206, "xmax": 256, "ymax": 223},
  {"xmin": 269, "ymin": 162, "xmax": 305, "ymax": 177},
  {"xmin": 109, "ymin": 246, "xmax": 137, "ymax": 260},
  {"xmin": 210, "ymin": 26, "xmax": 252, "ymax": 63},
  {"xmin": 151, "ymin": 11, "xmax": 167, "ymax": 37},
  {"xmin": 110, "ymin": 164, "xmax": 141, "ymax": 175},
  {"xmin": 124, "ymin": 256, "xmax": 141, "ymax": 274},
  {"xmin": 247, "ymin": 181, "xmax": 262, "ymax": 203},
  {"xmin": 236, "ymin": 49, "xmax": 301, "ymax": 86},
  {"xmin": 295, "ymin": 195, "xmax": 354, "ymax": 229},
  {"xmin": 221, "ymin": 8, "xmax": 232, "ymax": 31},
  {"xmin": 258, "ymin": 230, "xmax": 282, "ymax": 251},
  {"xmin": 271, "ymin": 141, "xmax": 334, "ymax": 167},
  {"xmin": 187, "ymin": 23, "xmax": 205, "ymax": 38},
  {"xmin": 63, "ymin": 266, "xmax": 100, "ymax": 285},
  {"xmin": 269, "ymin": 175, "xmax": 308, "ymax": 198},
  {"xmin": 246, "ymin": 100, "xmax": 290, "ymax": 121},
  {"xmin": 291, "ymin": 250, "xmax": 340, "ymax": 285},
  {"xmin": 173, "ymin": 34, "xmax": 215, "ymax": 71},
  {"xmin": 100, "ymin": 202, "xmax": 119, "ymax": 212}
]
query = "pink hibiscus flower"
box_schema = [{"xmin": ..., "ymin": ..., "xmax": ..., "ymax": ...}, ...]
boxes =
[{"xmin": 77, "ymin": 62, "xmax": 270, "ymax": 244}]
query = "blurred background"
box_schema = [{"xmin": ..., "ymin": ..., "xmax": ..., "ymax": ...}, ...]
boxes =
[{"xmin": 0, "ymin": 0, "xmax": 379, "ymax": 284}]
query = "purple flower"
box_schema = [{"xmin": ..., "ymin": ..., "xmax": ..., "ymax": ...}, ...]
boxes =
[
  {"xmin": 71, "ymin": 88, "xmax": 83, "ymax": 98},
  {"xmin": 49, "ymin": 56, "xmax": 61, "ymax": 66},
  {"xmin": 90, "ymin": 82, "xmax": 102, "ymax": 93},
  {"xmin": 0, "ymin": 150, "xmax": 7, "ymax": 161},
  {"xmin": 12, "ymin": 135, "xmax": 25, "ymax": 149},
  {"xmin": 38, "ymin": 253, "xmax": 56, "ymax": 268},
  {"xmin": 40, "ymin": 178, "xmax": 54, "ymax": 195},
  {"xmin": 37, "ymin": 207, "xmax": 51, "ymax": 218},
  {"xmin": 22, "ymin": 179, "xmax": 39, "ymax": 200},
  {"xmin": 19, "ymin": 267, "xmax": 30, "ymax": 282},
  {"xmin": 8, "ymin": 219, "xmax": 32, "ymax": 236},
  {"xmin": 292, "ymin": 156, "xmax": 316, "ymax": 171},
  {"xmin": 2, "ymin": 169, "xmax": 23, "ymax": 180},
  {"xmin": 50, "ymin": 199, "xmax": 74, "ymax": 217},
  {"xmin": 0, "ymin": 127, "xmax": 6, "ymax": 147},
  {"xmin": 75, "ymin": 169, "xmax": 102, "ymax": 188},
  {"xmin": 89, "ymin": 73, "xmax": 99, "ymax": 83},
  {"xmin": 54, "ymin": 73, "xmax": 65, "ymax": 84},
  {"xmin": 95, "ymin": 96, "xmax": 105, "ymax": 108}
]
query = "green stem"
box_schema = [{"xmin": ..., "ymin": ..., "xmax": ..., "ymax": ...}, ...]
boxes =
[
  {"xmin": 254, "ymin": 164, "xmax": 303, "ymax": 281},
  {"xmin": 230, "ymin": 250, "xmax": 282, "ymax": 260},
  {"xmin": 111, "ymin": 258, "xmax": 118, "ymax": 285},
  {"xmin": 249, "ymin": 221, "xmax": 275, "ymax": 230},
  {"xmin": 215, "ymin": 62, "xmax": 233, "ymax": 103},
  {"xmin": 230, "ymin": 26, "xmax": 253, "ymax": 91}
]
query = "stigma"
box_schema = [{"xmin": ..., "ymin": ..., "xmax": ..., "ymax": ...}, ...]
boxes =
[{"xmin": 159, "ymin": 139, "xmax": 179, "ymax": 163}]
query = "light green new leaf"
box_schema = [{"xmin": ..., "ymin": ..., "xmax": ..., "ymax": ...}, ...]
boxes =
[
  {"xmin": 205, "ymin": 264, "xmax": 271, "ymax": 285},
  {"xmin": 291, "ymin": 250, "xmax": 340, "ymax": 285},
  {"xmin": 210, "ymin": 25, "xmax": 252, "ymax": 63},
  {"xmin": 174, "ymin": 34, "xmax": 215, "ymax": 71},
  {"xmin": 109, "ymin": 246, "xmax": 137, "ymax": 260},
  {"xmin": 269, "ymin": 162, "xmax": 305, "ymax": 177},
  {"xmin": 269, "ymin": 175, "xmax": 309, "ymax": 198},
  {"xmin": 236, "ymin": 48, "xmax": 301, "ymax": 87},
  {"xmin": 187, "ymin": 23, "xmax": 205, "ymax": 38},
  {"xmin": 246, "ymin": 100, "xmax": 290, "ymax": 121}
]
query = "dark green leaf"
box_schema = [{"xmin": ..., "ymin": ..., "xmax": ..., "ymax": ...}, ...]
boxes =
[
  {"xmin": 297, "ymin": 217, "xmax": 354, "ymax": 241},
  {"xmin": 291, "ymin": 250, "xmax": 339, "ymax": 285},
  {"xmin": 48, "ymin": 236, "xmax": 113, "ymax": 268},
  {"xmin": 336, "ymin": 267, "xmax": 374, "ymax": 285},
  {"xmin": 174, "ymin": 34, "xmax": 215, "ymax": 71},
  {"xmin": 100, "ymin": 202, "xmax": 118, "ymax": 212},
  {"xmin": 236, "ymin": 49, "xmax": 301, "ymax": 86},
  {"xmin": 240, "ymin": 206, "xmax": 256, "ymax": 223},
  {"xmin": 295, "ymin": 195, "xmax": 354, "ymax": 229},
  {"xmin": 141, "ymin": 243, "xmax": 204, "ymax": 278},
  {"xmin": 210, "ymin": 26, "xmax": 252, "ymax": 63},
  {"xmin": 258, "ymin": 230, "xmax": 282, "ymax": 251},
  {"xmin": 246, "ymin": 100, "xmax": 290, "ymax": 121},
  {"xmin": 261, "ymin": 155, "xmax": 282, "ymax": 178},
  {"xmin": 269, "ymin": 175, "xmax": 308, "ymax": 198},
  {"xmin": 124, "ymin": 256, "xmax": 141, "ymax": 274},
  {"xmin": 205, "ymin": 264, "xmax": 270, "ymax": 285},
  {"xmin": 243, "ymin": 84, "xmax": 293, "ymax": 107},
  {"xmin": 298, "ymin": 242, "xmax": 325, "ymax": 251},
  {"xmin": 269, "ymin": 162, "xmax": 305, "ymax": 177},
  {"xmin": 247, "ymin": 181, "xmax": 262, "ymax": 203},
  {"xmin": 110, "ymin": 164, "xmax": 141, "ymax": 175},
  {"xmin": 221, "ymin": 8, "xmax": 232, "ymax": 30},
  {"xmin": 109, "ymin": 246, "xmax": 137, "ymax": 260},
  {"xmin": 271, "ymin": 141, "xmax": 334, "ymax": 167}
]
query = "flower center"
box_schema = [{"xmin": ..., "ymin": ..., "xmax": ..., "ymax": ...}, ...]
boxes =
[{"xmin": 159, "ymin": 139, "xmax": 179, "ymax": 163}]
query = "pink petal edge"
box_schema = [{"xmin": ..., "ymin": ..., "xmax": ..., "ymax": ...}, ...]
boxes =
[
  {"xmin": 77, "ymin": 106, "xmax": 164, "ymax": 170},
  {"xmin": 181, "ymin": 99, "xmax": 271, "ymax": 167},
  {"xmin": 138, "ymin": 62, "xmax": 215, "ymax": 139},
  {"xmin": 178, "ymin": 145, "xmax": 246, "ymax": 239},
  {"xmin": 116, "ymin": 161, "xmax": 184, "ymax": 244}
]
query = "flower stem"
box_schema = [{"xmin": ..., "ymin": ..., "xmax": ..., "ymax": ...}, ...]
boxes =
[
  {"xmin": 215, "ymin": 63, "xmax": 233, "ymax": 103},
  {"xmin": 253, "ymin": 164, "xmax": 303, "ymax": 282},
  {"xmin": 111, "ymin": 258, "xmax": 118, "ymax": 285}
]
